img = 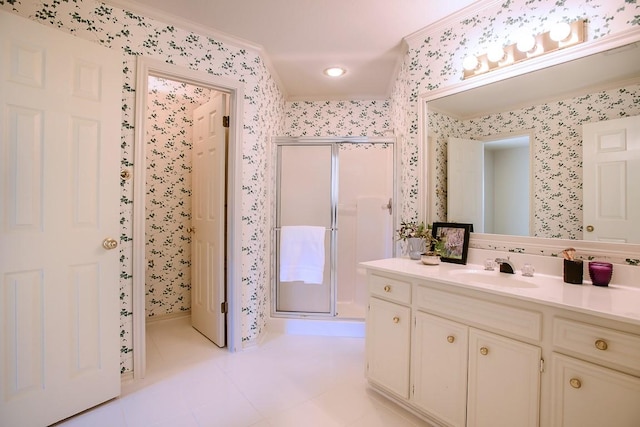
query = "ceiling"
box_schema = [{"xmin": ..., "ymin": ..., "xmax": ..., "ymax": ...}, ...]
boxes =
[{"xmin": 106, "ymin": 0, "xmax": 479, "ymax": 100}]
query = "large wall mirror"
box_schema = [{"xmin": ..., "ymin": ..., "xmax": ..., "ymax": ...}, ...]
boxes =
[{"xmin": 422, "ymin": 30, "xmax": 640, "ymax": 246}]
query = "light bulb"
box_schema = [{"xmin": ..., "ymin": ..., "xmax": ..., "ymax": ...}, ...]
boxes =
[
  {"xmin": 324, "ymin": 67, "xmax": 346, "ymax": 77},
  {"xmin": 462, "ymin": 55, "xmax": 479, "ymax": 71},
  {"xmin": 550, "ymin": 22, "xmax": 571, "ymax": 42},
  {"xmin": 516, "ymin": 34, "xmax": 536, "ymax": 52},
  {"xmin": 487, "ymin": 45, "xmax": 505, "ymax": 63}
]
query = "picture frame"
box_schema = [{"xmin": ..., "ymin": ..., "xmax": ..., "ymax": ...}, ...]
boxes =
[{"xmin": 431, "ymin": 222, "xmax": 473, "ymax": 265}]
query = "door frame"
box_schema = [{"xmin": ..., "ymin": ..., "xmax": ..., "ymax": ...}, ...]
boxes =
[{"xmin": 133, "ymin": 57, "xmax": 244, "ymax": 378}]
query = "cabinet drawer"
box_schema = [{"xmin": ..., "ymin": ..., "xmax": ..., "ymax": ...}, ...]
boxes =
[
  {"xmin": 416, "ymin": 285, "xmax": 541, "ymax": 341},
  {"xmin": 553, "ymin": 318, "xmax": 640, "ymax": 373},
  {"xmin": 369, "ymin": 273, "xmax": 411, "ymax": 305}
]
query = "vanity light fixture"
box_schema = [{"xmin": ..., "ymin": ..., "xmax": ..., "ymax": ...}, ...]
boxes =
[
  {"xmin": 487, "ymin": 44, "xmax": 506, "ymax": 63},
  {"xmin": 463, "ymin": 19, "xmax": 585, "ymax": 79},
  {"xmin": 324, "ymin": 67, "xmax": 346, "ymax": 77},
  {"xmin": 462, "ymin": 55, "xmax": 480, "ymax": 71},
  {"xmin": 549, "ymin": 22, "xmax": 572, "ymax": 42},
  {"xmin": 516, "ymin": 33, "xmax": 537, "ymax": 53}
]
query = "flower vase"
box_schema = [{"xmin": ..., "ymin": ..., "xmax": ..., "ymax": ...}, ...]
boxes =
[{"xmin": 406, "ymin": 237, "xmax": 425, "ymax": 260}]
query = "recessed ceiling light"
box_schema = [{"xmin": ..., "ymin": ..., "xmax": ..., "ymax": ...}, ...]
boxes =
[{"xmin": 324, "ymin": 67, "xmax": 346, "ymax": 77}]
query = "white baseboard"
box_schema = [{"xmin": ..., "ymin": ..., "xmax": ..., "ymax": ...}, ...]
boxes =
[{"xmin": 268, "ymin": 317, "xmax": 365, "ymax": 338}]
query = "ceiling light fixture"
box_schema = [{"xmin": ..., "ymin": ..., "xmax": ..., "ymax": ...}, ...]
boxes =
[
  {"xmin": 462, "ymin": 19, "xmax": 585, "ymax": 79},
  {"xmin": 324, "ymin": 67, "xmax": 346, "ymax": 77}
]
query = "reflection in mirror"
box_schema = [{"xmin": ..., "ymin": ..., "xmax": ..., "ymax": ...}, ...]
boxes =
[
  {"xmin": 426, "ymin": 41, "xmax": 640, "ymax": 242},
  {"xmin": 447, "ymin": 134, "xmax": 531, "ymax": 237}
]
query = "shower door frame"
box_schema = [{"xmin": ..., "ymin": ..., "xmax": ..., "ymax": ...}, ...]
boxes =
[{"xmin": 272, "ymin": 136, "xmax": 397, "ymax": 318}]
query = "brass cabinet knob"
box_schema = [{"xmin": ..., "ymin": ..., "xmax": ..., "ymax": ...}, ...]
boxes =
[
  {"xmin": 384, "ymin": 285, "xmax": 391, "ymax": 292},
  {"xmin": 102, "ymin": 238, "xmax": 118, "ymax": 250},
  {"xmin": 480, "ymin": 346, "xmax": 489, "ymax": 356},
  {"xmin": 447, "ymin": 335, "xmax": 455, "ymax": 343},
  {"xmin": 392, "ymin": 316, "xmax": 400, "ymax": 324},
  {"xmin": 586, "ymin": 225, "xmax": 595, "ymax": 232},
  {"xmin": 570, "ymin": 378, "xmax": 582, "ymax": 389},
  {"xmin": 595, "ymin": 339, "xmax": 608, "ymax": 351}
]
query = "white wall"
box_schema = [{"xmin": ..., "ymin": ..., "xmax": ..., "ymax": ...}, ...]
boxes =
[{"xmin": 490, "ymin": 146, "xmax": 529, "ymax": 236}]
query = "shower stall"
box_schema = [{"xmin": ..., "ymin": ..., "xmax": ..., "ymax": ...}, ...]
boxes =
[{"xmin": 272, "ymin": 137, "xmax": 396, "ymax": 320}]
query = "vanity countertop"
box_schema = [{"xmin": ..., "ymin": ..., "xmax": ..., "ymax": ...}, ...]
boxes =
[{"xmin": 361, "ymin": 257, "xmax": 640, "ymax": 327}]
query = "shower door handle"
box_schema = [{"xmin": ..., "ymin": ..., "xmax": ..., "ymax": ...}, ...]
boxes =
[{"xmin": 383, "ymin": 198, "xmax": 392, "ymax": 216}]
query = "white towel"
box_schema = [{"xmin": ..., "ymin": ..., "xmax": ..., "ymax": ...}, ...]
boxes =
[{"xmin": 279, "ymin": 226, "xmax": 326, "ymax": 284}]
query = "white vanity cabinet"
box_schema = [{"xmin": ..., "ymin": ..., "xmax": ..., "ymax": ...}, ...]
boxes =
[
  {"xmin": 411, "ymin": 287, "xmax": 541, "ymax": 427},
  {"xmin": 363, "ymin": 259, "xmax": 640, "ymax": 426},
  {"xmin": 550, "ymin": 318, "xmax": 640, "ymax": 427},
  {"xmin": 467, "ymin": 328, "xmax": 541, "ymax": 427},
  {"xmin": 412, "ymin": 312, "xmax": 468, "ymax": 426},
  {"xmin": 366, "ymin": 273, "xmax": 412, "ymax": 399}
]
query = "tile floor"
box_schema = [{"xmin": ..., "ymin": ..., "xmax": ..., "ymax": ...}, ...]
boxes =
[{"xmin": 56, "ymin": 316, "xmax": 431, "ymax": 426}]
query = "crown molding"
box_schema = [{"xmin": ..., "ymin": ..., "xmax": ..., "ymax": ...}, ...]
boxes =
[{"xmin": 101, "ymin": 0, "xmax": 287, "ymax": 97}]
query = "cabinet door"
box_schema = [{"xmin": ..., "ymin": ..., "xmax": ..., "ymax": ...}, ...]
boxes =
[
  {"xmin": 467, "ymin": 329, "xmax": 541, "ymax": 427},
  {"xmin": 366, "ymin": 297, "xmax": 411, "ymax": 398},
  {"xmin": 551, "ymin": 353, "xmax": 640, "ymax": 427},
  {"xmin": 412, "ymin": 312, "xmax": 468, "ymax": 427}
]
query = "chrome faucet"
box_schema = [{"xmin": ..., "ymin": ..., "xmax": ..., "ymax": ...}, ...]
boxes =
[{"xmin": 495, "ymin": 258, "xmax": 516, "ymax": 274}]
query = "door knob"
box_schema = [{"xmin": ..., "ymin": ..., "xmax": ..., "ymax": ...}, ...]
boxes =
[
  {"xmin": 480, "ymin": 346, "xmax": 489, "ymax": 356},
  {"xmin": 585, "ymin": 225, "xmax": 594, "ymax": 232},
  {"xmin": 102, "ymin": 238, "xmax": 118, "ymax": 250}
]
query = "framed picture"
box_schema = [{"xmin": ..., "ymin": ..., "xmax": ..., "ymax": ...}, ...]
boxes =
[{"xmin": 431, "ymin": 222, "xmax": 473, "ymax": 265}]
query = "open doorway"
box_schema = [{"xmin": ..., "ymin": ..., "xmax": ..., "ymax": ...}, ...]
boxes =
[
  {"xmin": 143, "ymin": 76, "xmax": 227, "ymax": 345},
  {"xmin": 482, "ymin": 134, "xmax": 531, "ymax": 236},
  {"xmin": 133, "ymin": 58, "xmax": 244, "ymax": 379}
]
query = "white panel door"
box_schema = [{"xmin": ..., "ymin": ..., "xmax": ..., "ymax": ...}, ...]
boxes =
[
  {"xmin": 191, "ymin": 92, "xmax": 226, "ymax": 347},
  {"xmin": 583, "ymin": 116, "xmax": 640, "ymax": 243},
  {"xmin": 448, "ymin": 137, "xmax": 484, "ymax": 231},
  {"xmin": 366, "ymin": 297, "xmax": 411, "ymax": 399},
  {"xmin": 412, "ymin": 312, "xmax": 468, "ymax": 427},
  {"xmin": 0, "ymin": 11, "xmax": 121, "ymax": 427},
  {"xmin": 467, "ymin": 329, "xmax": 541, "ymax": 427}
]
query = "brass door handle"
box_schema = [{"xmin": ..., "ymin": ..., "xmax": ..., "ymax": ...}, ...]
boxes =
[
  {"xmin": 570, "ymin": 378, "xmax": 582, "ymax": 389},
  {"xmin": 384, "ymin": 285, "xmax": 391, "ymax": 292},
  {"xmin": 392, "ymin": 316, "xmax": 400, "ymax": 324},
  {"xmin": 595, "ymin": 339, "xmax": 608, "ymax": 351},
  {"xmin": 102, "ymin": 238, "xmax": 118, "ymax": 250},
  {"xmin": 480, "ymin": 346, "xmax": 489, "ymax": 356},
  {"xmin": 447, "ymin": 335, "xmax": 455, "ymax": 343},
  {"xmin": 586, "ymin": 225, "xmax": 594, "ymax": 232}
]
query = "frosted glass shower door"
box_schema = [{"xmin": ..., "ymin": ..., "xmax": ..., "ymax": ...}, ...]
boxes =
[{"xmin": 276, "ymin": 144, "xmax": 334, "ymax": 314}]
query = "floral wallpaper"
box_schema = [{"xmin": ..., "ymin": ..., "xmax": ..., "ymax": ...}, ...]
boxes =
[
  {"xmin": 145, "ymin": 77, "xmax": 213, "ymax": 317},
  {"xmin": 284, "ymin": 100, "xmax": 391, "ymax": 136},
  {"xmin": 428, "ymin": 83, "xmax": 640, "ymax": 239},
  {"xmin": 0, "ymin": 0, "xmax": 285, "ymax": 372},
  {"xmin": 389, "ymin": 0, "xmax": 639, "ymax": 246}
]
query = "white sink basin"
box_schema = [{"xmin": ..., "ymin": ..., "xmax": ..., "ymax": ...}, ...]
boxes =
[{"xmin": 448, "ymin": 269, "xmax": 538, "ymax": 288}]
